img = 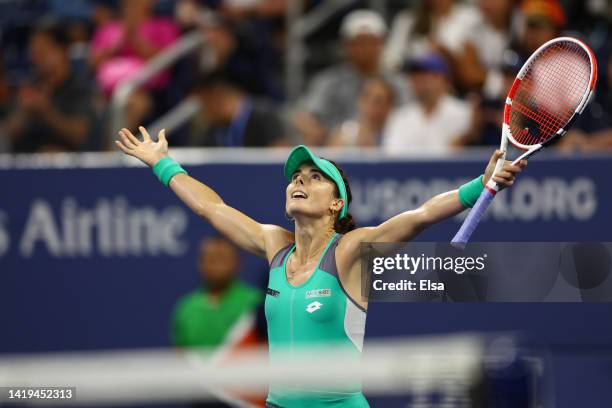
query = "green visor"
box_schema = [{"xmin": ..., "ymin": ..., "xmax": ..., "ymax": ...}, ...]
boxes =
[{"xmin": 284, "ymin": 145, "xmax": 348, "ymax": 220}]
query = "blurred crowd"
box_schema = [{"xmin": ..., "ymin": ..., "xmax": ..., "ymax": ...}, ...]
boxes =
[{"xmin": 0, "ymin": 0, "xmax": 610, "ymax": 154}]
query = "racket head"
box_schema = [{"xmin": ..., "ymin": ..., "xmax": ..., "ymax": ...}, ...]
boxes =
[{"xmin": 503, "ymin": 37, "xmax": 598, "ymax": 151}]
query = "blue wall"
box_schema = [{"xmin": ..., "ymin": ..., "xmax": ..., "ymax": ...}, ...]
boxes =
[{"xmin": 1, "ymin": 155, "xmax": 611, "ymax": 406}]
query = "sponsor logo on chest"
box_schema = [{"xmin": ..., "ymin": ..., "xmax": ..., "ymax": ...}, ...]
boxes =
[
  {"xmin": 306, "ymin": 301, "xmax": 322, "ymax": 313},
  {"xmin": 305, "ymin": 288, "xmax": 332, "ymax": 299},
  {"xmin": 266, "ymin": 287, "xmax": 280, "ymax": 297}
]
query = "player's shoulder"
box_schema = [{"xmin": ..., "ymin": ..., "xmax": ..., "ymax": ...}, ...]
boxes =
[
  {"xmin": 333, "ymin": 227, "xmax": 377, "ymax": 272},
  {"xmin": 262, "ymin": 224, "xmax": 294, "ymax": 265}
]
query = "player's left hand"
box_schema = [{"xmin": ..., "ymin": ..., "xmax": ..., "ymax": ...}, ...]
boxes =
[{"xmin": 483, "ymin": 150, "xmax": 527, "ymax": 189}]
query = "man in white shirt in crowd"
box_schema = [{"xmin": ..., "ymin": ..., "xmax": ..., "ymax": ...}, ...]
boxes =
[
  {"xmin": 293, "ymin": 9, "xmax": 409, "ymax": 146},
  {"xmin": 383, "ymin": 53, "xmax": 471, "ymax": 154}
]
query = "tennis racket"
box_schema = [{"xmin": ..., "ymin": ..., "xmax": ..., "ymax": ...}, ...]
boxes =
[{"xmin": 452, "ymin": 37, "xmax": 598, "ymax": 246}]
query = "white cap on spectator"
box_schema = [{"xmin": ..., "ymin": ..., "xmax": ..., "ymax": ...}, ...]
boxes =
[{"xmin": 340, "ymin": 10, "xmax": 387, "ymax": 39}]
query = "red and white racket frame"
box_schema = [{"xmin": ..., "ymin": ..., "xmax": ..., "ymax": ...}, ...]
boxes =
[
  {"xmin": 452, "ymin": 37, "xmax": 598, "ymax": 246},
  {"xmin": 485, "ymin": 36, "xmax": 598, "ymax": 196}
]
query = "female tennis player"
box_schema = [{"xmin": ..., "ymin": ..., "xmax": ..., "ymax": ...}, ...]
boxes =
[{"xmin": 116, "ymin": 126, "xmax": 525, "ymax": 407}]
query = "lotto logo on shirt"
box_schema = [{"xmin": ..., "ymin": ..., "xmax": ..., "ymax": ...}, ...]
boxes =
[{"xmin": 306, "ymin": 301, "xmax": 323, "ymax": 313}]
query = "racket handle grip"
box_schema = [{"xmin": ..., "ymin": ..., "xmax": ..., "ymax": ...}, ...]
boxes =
[{"xmin": 451, "ymin": 188, "xmax": 496, "ymax": 248}]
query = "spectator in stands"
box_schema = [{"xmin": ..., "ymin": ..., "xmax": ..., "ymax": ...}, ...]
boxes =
[
  {"xmin": 563, "ymin": 0, "xmax": 609, "ymax": 35},
  {"xmin": 0, "ymin": 56, "xmax": 11, "ymax": 152},
  {"xmin": 92, "ymin": 0, "xmax": 117, "ymax": 28},
  {"xmin": 217, "ymin": 0, "xmax": 286, "ymax": 22},
  {"xmin": 174, "ymin": 2, "xmax": 285, "ymax": 101},
  {"xmin": 6, "ymin": 21, "xmax": 96, "ymax": 153},
  {"xmin": 328, "ymin": 77, "xmax": 396, "ymax": 147},
  {"xmin": 175, "ymin": 0, "xmax": 203, "ymax": 32},
  {"xmin": 514, "ymin": 0, "xmax": 565, "ymax": 59},
  {"xmin": 382, "ymin": 53, "xmax": 471, "ymax": 154},
  {"xmin": 190, "ymin": 72, "xmax": 287, "ymax": 147},
  {"xmin": 90, "ymin": 0, "xmax": 179, "ymax": 128},
  {"xmin": 560, "ymin": 52, "xmax": 612, "ymax": 152},
  {"xmin": 178, "ymin": 12, "xmax": 281, "ymax": 100},
  {"xmin": 453, "ymin": 0, "xmax": 520, "ymax": 96},
  {"xmin": 293, "ymin": 9, "xmax": 408, "ymax": 146},
  {"xmin": 457, "ymin": 51, "xmax": 522, "ymax": 147},
  {"xmin": 172, "ymin": 236, "xmax": 264, "ymax": 407},
  {"xmin": 179, "ymin": 0, "xmax": 286, "ymax": 23},
  {"xmin": 383, "ymin": 0, "xmax": 481, "ymax": 72},
  {"xmin": 0, "ymin": 57, "xmax": 8, "ymax": 110},
  {"xmin": 172, "ymin": 237, "xmax": 263, "ymax": 348}
]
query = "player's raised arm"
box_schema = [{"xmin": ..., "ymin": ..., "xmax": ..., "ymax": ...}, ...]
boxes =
[
  {"xmin": 349, "ymin": 150, "xmax": 526, "ymax": 245},
  {"xmin": 115, "ymin": 126, "xmax": 291, "ymax": 260}
]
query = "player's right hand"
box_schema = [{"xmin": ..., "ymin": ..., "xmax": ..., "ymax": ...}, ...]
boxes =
[
  {"xmin": 115, "ymin": 126, "xmax": 168, "ymax": 167},
  {"xmin": 483, "ymin": 150, "xmax": 527, "ymax": 190}
]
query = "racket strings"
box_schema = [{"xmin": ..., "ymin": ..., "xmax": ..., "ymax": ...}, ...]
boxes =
[
  {"xmin": 514, "ymin": 47, "xmax": 587, "ymax": 142},
  {"xmin": 510, "ymin": 41, "xmax": 591, "ymax": 146}
]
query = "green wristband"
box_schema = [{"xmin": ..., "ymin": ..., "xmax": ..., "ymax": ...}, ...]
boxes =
[
  {"xmin": 458, "ymin": 175, "xmax": 484, "ymax": 208},
  {"xmin": 153, "ymin": 157, "xmax": 187, "ymax": 187}
]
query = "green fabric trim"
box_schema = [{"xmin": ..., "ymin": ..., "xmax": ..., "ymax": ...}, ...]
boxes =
[
  {"xmin": 153, "ymin": 157, "xmax": 187, "ymax": 187},
  {"xmin": 458, "ymin": 175, "xmax": 484, "ymax": 208}
]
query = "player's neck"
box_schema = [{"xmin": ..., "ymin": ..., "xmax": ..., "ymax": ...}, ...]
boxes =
[{"xmin": 293, "ymin": 218, "xmax": 335, "ymax": 265}]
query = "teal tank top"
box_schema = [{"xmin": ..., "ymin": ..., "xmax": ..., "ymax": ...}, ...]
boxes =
[{"xmin": 265, "ymin": 233, "xmax": 369, "ymax": 408}]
